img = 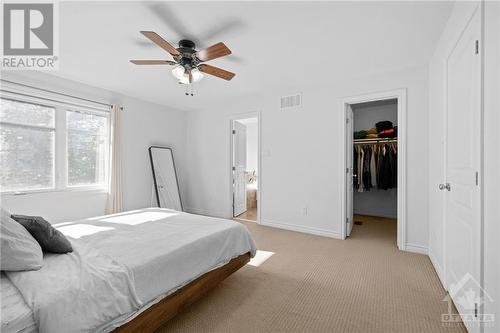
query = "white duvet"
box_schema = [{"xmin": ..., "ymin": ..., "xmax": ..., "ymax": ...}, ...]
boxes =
[
  {"xmin": 4, "ymin": 208, "xmax": 256, "ymax": 333},
  {"xmin": 5, "ymin": 239, "xmax": 142, "ymax": 333}
]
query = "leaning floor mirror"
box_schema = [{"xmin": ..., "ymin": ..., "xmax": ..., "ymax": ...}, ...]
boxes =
[{"xmin": 149, "ymin": 146, "xmax": 183, "ymax": 211}]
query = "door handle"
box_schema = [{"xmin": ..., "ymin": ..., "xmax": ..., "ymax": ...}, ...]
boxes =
[{"xmin": 439, "ymin": 183, "xmax": 451, "ymax": 191}]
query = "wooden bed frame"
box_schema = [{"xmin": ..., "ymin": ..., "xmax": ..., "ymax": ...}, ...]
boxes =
[{"xmin": 113, "ymin": 252, "xmax": 251, "ymax": 333}]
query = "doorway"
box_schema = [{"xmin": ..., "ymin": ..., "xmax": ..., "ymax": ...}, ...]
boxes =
[
  {"xmin": 342, "ymin": 89, "xmax": 407, "ymax": 250},
  {"xmin": 231, "ymin": 115, "xmax": 260, "ymax": 222}
]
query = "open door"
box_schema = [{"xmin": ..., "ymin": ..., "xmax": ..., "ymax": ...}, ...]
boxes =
[
  {"xmin": 346, "ymin": 105, "xmax": 354, "ymax": 236},
  {"xmin": 443, "ymin": 8, "xmax": 482, "ymax": 332},
  {"xmin": 233, "ymin": 121, "xmax": 247, "ymax": 217}
]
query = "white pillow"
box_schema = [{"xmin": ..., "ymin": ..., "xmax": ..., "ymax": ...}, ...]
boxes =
[{"xmin": 1, "ymin": 208, "xmax": 43, "ymax": 271}]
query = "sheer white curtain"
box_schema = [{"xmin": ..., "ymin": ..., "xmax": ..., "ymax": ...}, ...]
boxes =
[{"xmin": 106, "ymin": 104, "xmax": 123, "ymax": 214}]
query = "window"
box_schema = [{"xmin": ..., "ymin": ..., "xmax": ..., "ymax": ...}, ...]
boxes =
[
  {"xmin": 0, "ymin": 99, "xmax": 55, "ymax": 191},
  {"xmin": 66, "ymin": 110, "xmax": 108, "ymax": 187},
  {"xmin": 0, "ymin": 97, "xmax": 110, "ymax": 193}
]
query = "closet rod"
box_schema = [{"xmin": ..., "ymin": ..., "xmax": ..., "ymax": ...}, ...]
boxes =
[
  {"xmin": 354, "ymin": 138, "xmax": 397, "ymax": 144},
  {"xmin": 0, "ymin": 79, "xmax": 113, "ymax": 109}
]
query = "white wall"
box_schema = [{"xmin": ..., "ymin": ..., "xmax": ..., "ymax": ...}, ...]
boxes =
[
  {"xmin": 184, "ymin": 65, "xmax": 429, "ymax": 249},
  {"xmin": 428, "ymin": 1, "xmax": 500, "ymax": 325},
  {"xmin": 354, "ymin": 190, "xmax": 397, "ymax": 219},
  {"xmin": 353, "ymin": 100, "xmax": 398, "ymax": 218},
  {"xmin": 352, "ymin": 100, "xmax": 398, "ymax": 132},
  {"xmin": 0, "ymin": 71, "xmax": 188, "ymax": 223}
]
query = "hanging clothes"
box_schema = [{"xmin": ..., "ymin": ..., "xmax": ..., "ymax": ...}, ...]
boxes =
[
  {"xmin": 358, "ymin": 146, "xmax": 365, "ymax": 192},
  {"xmin": 370, "ymin": 146, "xmax": 377, "ymax": 187},
  {"xmin": 354, "ymin": 142, "xmax": 397, "ymax": 192},
  {"xmin": 376, "ymin": 145, "xmax": 383, "ymax": 188},
  {"xmin": 362, "ymin": 146, "xmax": 372, "ymax": 191},
  {"xmin": 389, "ymin": 144, "xmax": 398, "ymax": 188},
  {"xmin": 377, "ymin": 144, "xmax": 396, "ymax": 190}
]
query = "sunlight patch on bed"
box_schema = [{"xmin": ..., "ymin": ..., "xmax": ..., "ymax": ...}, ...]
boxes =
[
  {"xmin": 247, "ymin": 250, "xmax": 275, "ymax": 267},
  {"xmin": 57, "ymin": 224, "xmax": 115, "ymax": 239},
  {"xmin": 98, "ymin": 211, "xmax": 179, "ymax": 225}
]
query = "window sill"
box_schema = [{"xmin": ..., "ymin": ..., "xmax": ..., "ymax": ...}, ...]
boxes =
[{"xmin": 1, "ymin": 187, "xmax": 109, "ymax": 197}]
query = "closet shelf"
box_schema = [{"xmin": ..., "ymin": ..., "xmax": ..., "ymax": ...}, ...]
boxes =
[{"xmin": 353, "ymin": 137, "xmax": 397, "ymax": 144}]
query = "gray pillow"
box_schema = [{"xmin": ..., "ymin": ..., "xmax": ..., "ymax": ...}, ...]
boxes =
[
  {"xmin": 1, "ymin": 209, "xmax": 43, "ymax": 271},
  {"xmin": 11, "ymin": 215, "xmax": 73, "ymax": 254}
]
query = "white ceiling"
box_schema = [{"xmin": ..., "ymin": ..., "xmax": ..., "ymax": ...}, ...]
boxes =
[{"xmin": 53, "ymin": 1, "xmax": 453, "ymax": 111}]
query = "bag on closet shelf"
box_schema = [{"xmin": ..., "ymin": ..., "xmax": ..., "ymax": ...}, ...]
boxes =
[
  {"xmin": 378, "ymin": 128, "xmax": 396, "ymax": 138},
  {"xmin": 375, "ymin": 121, "xmax": 393, "ymax": 133}
]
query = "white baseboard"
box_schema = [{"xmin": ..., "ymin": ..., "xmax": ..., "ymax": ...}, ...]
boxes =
[
  {"xmin": 260, "ymin": 219, "xmax": 341, "ymax": 239},
  {"xmin": 429, "ymin": 251, "xmax": 446, "ymax": 290},
  {"xmin": 404, "ymin": 243, "xmax": 428, "ymax": 255},
  {"xmin": 185, "ymin": 207, "xmax": 230, "ymax": 219}
]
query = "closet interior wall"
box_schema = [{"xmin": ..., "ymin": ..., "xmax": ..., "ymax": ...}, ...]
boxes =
[{"xmin": 353, "ymin": 99, "xmax": 397, "ymax": 218}]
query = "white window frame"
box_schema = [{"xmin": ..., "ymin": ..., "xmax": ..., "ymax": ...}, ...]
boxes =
[{"xmin": 0, "ymin": 85, "xmax": 111, "ymax": 195}]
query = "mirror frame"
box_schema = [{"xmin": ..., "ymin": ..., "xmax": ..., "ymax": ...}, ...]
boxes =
[{"xmin": 148, "ymin": 145, "xmax": 183, "ymax": 211}]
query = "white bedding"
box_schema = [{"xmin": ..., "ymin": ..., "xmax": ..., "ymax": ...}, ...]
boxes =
[
  {"xmin": 58, "ymin": 208, "xmax": 257, "ymax": 304},
  {"xmin": 1, "ymin": 273, "xmax": 36, "ymax": 333},
  {"xmin": 2, "ymin": 208, "xmax": 256, "ymax": 333},
  {"xmin": 5, "ymin": 239, "xmax": 142, "ymax": 333}
]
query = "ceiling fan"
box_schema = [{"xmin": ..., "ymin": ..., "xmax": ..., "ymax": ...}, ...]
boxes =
[{"xmin": 130, "ymin": 31, "xmax": 235, "ymax": 86}]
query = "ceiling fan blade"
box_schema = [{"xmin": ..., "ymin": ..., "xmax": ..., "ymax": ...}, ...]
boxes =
[
  {"xmin": 198, "ymin": 64, "xmax": 235, "ymax": 81},
  {"xmin": 146, "ymin": 3, "xmax": 198, "ymax": 43},
  {"xmin": 130, "ymin": 60, "xmax": 176, "ymax": 65},
  {"xmin": 140, "ymin": 31, "xmax": 180, "ymax": 56},
  {"xmin": 197, "ymin": 42, "xmax": 232, "ymax": 62},
  {"xmin": 200, "ymin": 20, "xmax": 244, "ymax": 41},
  {"xmin": 224, "ymin": 54, "xmax": 244, "ymax": 64}
]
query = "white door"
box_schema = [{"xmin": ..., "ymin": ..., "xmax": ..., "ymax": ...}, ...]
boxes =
[
  {"xmin": 233, "ymin": 121, "xmax": 247, "ymax": 216},
  {"xmin": 444, "ymin": 8, "xmax": 481, "ymax": 331},
  {"xmin": 346, "ymin": 106, "xmax": 354, "ymax": 236}
]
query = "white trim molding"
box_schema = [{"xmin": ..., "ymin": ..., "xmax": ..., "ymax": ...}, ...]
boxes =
[
  {"xmin": 405, "ymin": 243, "xmax": 429, "ymax": 255},
  {"xmin": 260, "ymin": 219, "xmax": 341, "ymax": 239},
  {"xmin": 429, "ymin": 251, "xmax": 447, "ymax": 289},
  {"xmin": 185, "ymin": 207, "xmax": 230, "ymax": 219},
  {"xmin": 340, "ymin": 88, "xmax": 408, "ymax": 251}
]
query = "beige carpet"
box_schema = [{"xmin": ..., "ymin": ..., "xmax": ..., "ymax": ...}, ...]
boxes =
[
  {"xmin": 158, "ymin": 216, "xmax": 466, "ymax": 333},
  {"xmin": 234, "ymin": 207, "xmax": 258, "ymax": 222}
]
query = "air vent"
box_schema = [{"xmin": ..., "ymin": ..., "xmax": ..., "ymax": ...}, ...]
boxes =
[{"xmin": 280, "ymin": 93, "xmax": 302, "ymax": 109}]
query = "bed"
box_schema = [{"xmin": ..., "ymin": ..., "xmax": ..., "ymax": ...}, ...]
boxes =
[{"xmin": 1, "ymin": 208, "xmax": 256, "ymax": 333}]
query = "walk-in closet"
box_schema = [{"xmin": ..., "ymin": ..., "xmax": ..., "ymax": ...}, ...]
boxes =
[{"xmin": 350, "ymin": 99, "xmax": 398, "ymax": 242}]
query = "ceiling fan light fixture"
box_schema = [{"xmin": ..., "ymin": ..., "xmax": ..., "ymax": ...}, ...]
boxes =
[
  {"xmin": 191, "ymin": 68, "xmax": 204, "ymax": 82},
  {"xmin": 179, "ymin": 74, "xmax": 190, "ymax": 85},
  {"xmin": 171, "ymin": 65, "xmax": 185, "ymax": 80},
  {"xmin": 175, "ymin": 67, "xmax": 204, "ymax": 85}
]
